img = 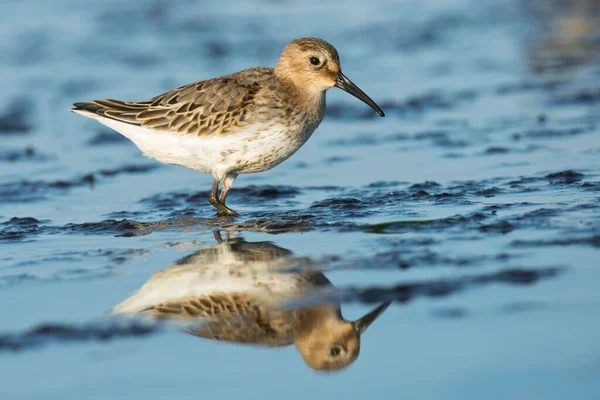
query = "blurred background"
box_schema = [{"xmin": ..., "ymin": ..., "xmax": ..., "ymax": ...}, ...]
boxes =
[{"xmin": 0, "ymin": 0, "xmax": 599, "ymax": 399}]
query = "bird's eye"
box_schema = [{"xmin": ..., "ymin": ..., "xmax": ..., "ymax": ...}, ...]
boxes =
[
  {"xmin": 310, "ymin": 57, "xmax": 320, "ymax": 66},
  {"xmin": 329, "ymin": 346, "xmax": 342, "ymax": 357}
]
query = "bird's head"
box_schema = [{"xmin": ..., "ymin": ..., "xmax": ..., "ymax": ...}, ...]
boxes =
[
  {"xmin": 275, "ymin": 37, "xmax": 384, "ymax": 117},
  {"xmin": 294, "ymin": 302, "xmax": 390, "ymax": 372}
]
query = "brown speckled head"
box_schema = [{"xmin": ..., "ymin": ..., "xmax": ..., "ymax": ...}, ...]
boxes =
[
  {"xmin": 275, "ymin": 37, "xmax": 384, "ymax": 116},
  {"xmin": 294, "ymin": 318, "xmax": 361, "ymax": 372},
  {"xmin": 275, "ymin": 37, "xmax": 342, "ymax": 93},
  {"xmin": 293, "ymin": 302, "xmax": 390, "ymax": 372}
]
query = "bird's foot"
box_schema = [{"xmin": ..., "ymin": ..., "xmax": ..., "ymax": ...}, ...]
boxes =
[
  {"xmin": 211, "ymin": 201, "xmax": 239, "ymax": 217},
  {"xmin": 217, "ymin": 205, "xmax": 239, "ymax": 217},
  {"xmin": 209, "ymin": 190, "xmax": 239, "ymax": 217}
]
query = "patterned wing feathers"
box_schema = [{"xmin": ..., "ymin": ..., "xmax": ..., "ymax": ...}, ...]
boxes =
[
  {"xmin": 74, "ymin": 68, "xmax": 274, "ymax": 137},
  {"xmin": 141, "ymin": 292, "xmax": 293, "ymax": 345}
]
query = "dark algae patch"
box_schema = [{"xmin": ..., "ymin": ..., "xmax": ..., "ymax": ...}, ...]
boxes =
[
  {"xmin": 0, "ymin": 164, "xmax": 158, "ymax": 204},
  {"xmin": 0, "ymin": 98, "xmax": 32, "ymax": 135},
  {"xmin": 366, "ymin": 219, "xmax": 437, "ymax": 234},
  {"xmin": 0, "ymin": 217, "xmax": 43, "ymax": 242},
  {"xmin": 325, "ymin": 89, "xmax": 477, "ymax": 119},
  {"xmin": 0, "ymin": 146, "xmax": 51, "ymax": 163},
  {"xmin": 61, "ymin": 217, "xmax": 206, "ymax": 237},
  {"xmin": 336, "ymin": 267, "xmax": 563, "ymax": 304},
  {"xmin": 545, "ymin": 170, "xmax": 584, "ymax": 185},
  {"xmin": 97, "ymin": 164, "xmax": 158, "ymax": 177},
  {"xmin": 0, "ymin": 320, "xmax": 161, "ymax": 353},
  {"xmin": 511, "ymin": 235, "xmax": 600, "ymax": 249},
  {"xmin": 4, "ymin": 168, "xmax": 598, "ymax": 240},
  {"xmin": 86, "ymin": 130, "xmax": 129, "ymax": 146}
]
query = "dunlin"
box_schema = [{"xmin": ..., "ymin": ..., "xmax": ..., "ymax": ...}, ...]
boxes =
[
  {"xmin": 72, "ymin": 38, "xmax": 384, "ymax": 216},
  {"xmin": 111, "ymin": 233, "xmax": 390, "ymax": 371}
]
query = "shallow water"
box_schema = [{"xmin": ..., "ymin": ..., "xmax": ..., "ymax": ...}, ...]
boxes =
[{"xmin": 1, "ymin": 0, "xmax": 600, "ymax": 398}]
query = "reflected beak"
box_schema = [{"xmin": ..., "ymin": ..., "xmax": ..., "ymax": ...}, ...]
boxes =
[
  {"xmin": 353, "ymin": 302, "xmax": 391, "ymax": 334},
  {"xmin": 335, "ymin": 72, "xmax": 385, "ymax": 117}
]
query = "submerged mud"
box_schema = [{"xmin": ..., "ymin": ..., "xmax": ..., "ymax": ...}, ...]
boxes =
[
  {"xmin": 0, "ymin": 164, "xmax": 157, "ymax": 204},
  {"xmin": 0, "ymin": 320, "xmax": 160, "ymax": 353},
  {"xmin": 0, "ymin": 98, "xmax": 32, "ymax": 135},
  {"xmin": 2, "ymin": 168, "xmax": 598, "ymax": 241}
]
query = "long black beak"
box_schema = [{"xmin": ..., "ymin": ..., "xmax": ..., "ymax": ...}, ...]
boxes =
[
  {"xmin": 335, "ymin": 72, "xmax": 385, "ymax": 117},
  {"xmin": 352, "ymin": 302, "xmax": 391, "ymax": 334}
]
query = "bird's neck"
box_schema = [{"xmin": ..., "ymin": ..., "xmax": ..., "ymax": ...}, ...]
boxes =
[
  {"xmin": 275, "ymin": 74, "xmax": 326, "ymax": 120},
  {"xmin": 292, "ymin": 305, "xmax": 343, "ymax": 338}
]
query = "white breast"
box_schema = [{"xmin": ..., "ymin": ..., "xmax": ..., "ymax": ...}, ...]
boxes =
[
  {"xmin": 74, "ymin": 111, "xmax": 315, "ymax": 180},
  {"xmin": 110, "ymin": 249, "xmax": 307, "ymax": 314}
]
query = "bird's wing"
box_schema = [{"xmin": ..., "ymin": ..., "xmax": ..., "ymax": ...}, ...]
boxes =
[
  {"xmin": 141, "ymin": 292, "xmax": 294, "ymax": 346},
  {"xmin": 72, "ymin": 67, "xmax": 274, "ymax": 137}
]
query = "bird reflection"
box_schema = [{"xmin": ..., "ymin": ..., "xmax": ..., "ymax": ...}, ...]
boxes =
[
  {"xmin": 525, "ymin": 0, "xmax": 600, "ymax": 73},
  {"xmin": 110, "ymin": 232, "xmax": 390, "ymax": 372}
]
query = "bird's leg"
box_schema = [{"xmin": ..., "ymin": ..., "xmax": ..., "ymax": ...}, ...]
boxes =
[
  {"xmin": 217, "ymin": 174, "xmax": 239, "ymax": 216},
  {"xmin": 213, "ymin": 230, "xmax": 224, "ymax": 243},
  {"xmin": 213, "ymin": 229, "xmax": 235, "ymax": 243},
  {"xmin": 219, "ymin": 173, "xmax": 238, "ymax": 206},
  {"xmin": 208, "ymin": 177, "xmax": 223, "ymax": 213},
  {"xmin": 208, "ymin": 176, "xmax": 239, "ymax": 217}
]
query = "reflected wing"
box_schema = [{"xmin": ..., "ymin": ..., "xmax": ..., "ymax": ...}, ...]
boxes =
[{"xmin": 141, "ymin": 292, "xmax": 294, "ymax": 346}]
